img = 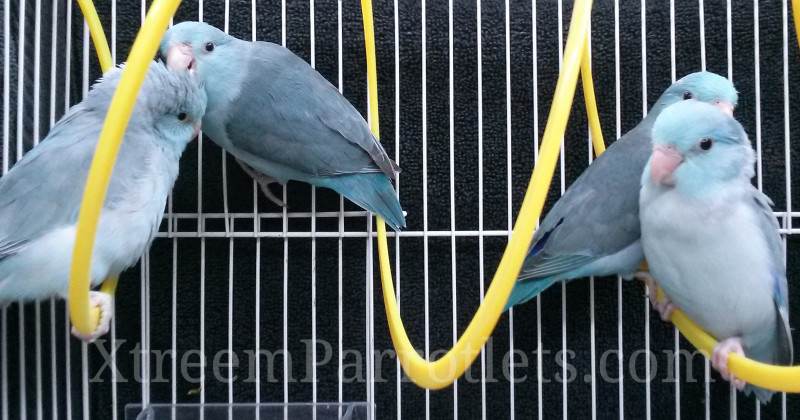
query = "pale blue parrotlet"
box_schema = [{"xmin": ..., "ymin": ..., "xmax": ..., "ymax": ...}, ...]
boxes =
[
  {"xmin": 0, "ymin": 62, "xmax": 206, "ymax": 342},
  {"xmin": 640, "ymin": 100, "xmax": 792, "ymax": 403}
]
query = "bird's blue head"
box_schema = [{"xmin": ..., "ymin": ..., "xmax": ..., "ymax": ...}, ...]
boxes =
[
  {"xmin": 651, "ymin": 71, "xmax": 738, "ymax": 118},
  {"xmin": 645, "ymin": 100, "xmax": 753, "ymax": 198},
  {"xmin": 94, "ymin": 62, "xmax": 207, "ymax": 155},
  {"xmin": 159, "ymin": 21, "xmax": 240, "ymax": 85}
]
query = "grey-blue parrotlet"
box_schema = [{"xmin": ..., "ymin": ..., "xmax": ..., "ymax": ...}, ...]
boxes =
[
  {"xmin": 506, "ymin": 72, "xmax": 738, "ymax": 309},
  {"xmin": 0, "ymin": 62, "xmax": 206, "ymax": 341},
  {"xmin": 639, "ymin": 100, "xmax": 792, "ymax": 403},
  {"xmin": 160, "ymin": 21, "xmax": 406, "ymax": 230}
]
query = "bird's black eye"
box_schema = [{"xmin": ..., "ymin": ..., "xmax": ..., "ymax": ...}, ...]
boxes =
[
  {"xmin": 699, "ymin": 138, "xmax": 713, "ymax": 150},
  {"xmin": 177, "ymin": 112, "xmax": 188, "ymax": 121},
  {"xmin": 204, "ymin": 42, "xmax": 214, "ymax": 52},
  {"xmin": 683, "ymin": 91, "xmax": 693, "ymax": 100}
]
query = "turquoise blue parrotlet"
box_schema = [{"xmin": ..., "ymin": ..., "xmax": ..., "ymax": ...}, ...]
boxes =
[{"xmin": 160, "ymin": 21, "xmax": 406, "ymax": 230}]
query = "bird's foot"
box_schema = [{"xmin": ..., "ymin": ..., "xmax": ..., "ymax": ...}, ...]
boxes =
[
  {"xmin": 236, "ymin": 159, "xmax": 286, "ymax": 207},
  {"xmin": 653, "ymin": 300, "xmax": 675, "ymax": 322},
  {"xmin": 635, "ymin": 271, "xmax": 675, "ymax": 321},
  {"xmin": 635, "ymin": 271, "xmax": 659, "ymax": 306},
  {"xmin": 71, "ymin": 291, "xmax": 113, "ymax": 343},
  {"xmin": 711, "ymin": 337, "xmax": 746, "ymax": 390},
  {"xmin": 254, "ymin": 179, "xmax": 285, "ymax": 207}
]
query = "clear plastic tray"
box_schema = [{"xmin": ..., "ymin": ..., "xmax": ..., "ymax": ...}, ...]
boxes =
[{"xmin": 125, "ymin": 402, "xmax": 371, "ymax": 420}]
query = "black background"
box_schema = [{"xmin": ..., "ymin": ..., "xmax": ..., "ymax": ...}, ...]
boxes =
[{"xmin": 1, "ymin": 1, "xmax": 799, "ymax": 419}]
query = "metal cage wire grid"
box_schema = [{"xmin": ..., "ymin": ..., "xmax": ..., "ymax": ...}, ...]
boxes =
[{"xmin": 1, "ymin": 1, "xmax": 799, "ymax": 419}]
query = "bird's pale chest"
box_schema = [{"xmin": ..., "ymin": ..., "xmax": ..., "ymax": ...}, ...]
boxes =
[{"xmin": 640, "ymin": 186, "xmax": 775, "ymax": 338}]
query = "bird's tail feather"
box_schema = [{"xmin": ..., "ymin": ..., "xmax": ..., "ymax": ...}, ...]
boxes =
[
  {"xmin": 745, "ymin": 384, "xmax": 774, "ymax": 405},
  {"xmin": 504, "ymin": 276, "xmax": 558, "ymax": 310},
  {"xmin": 321, "ymin": 173, "xmax": 406, "ymax": 230}
]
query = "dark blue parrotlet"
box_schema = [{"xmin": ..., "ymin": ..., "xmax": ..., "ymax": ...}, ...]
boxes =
[{"xmin": 505, "ymin": 72, "xmax": 738, "ymax": 308}]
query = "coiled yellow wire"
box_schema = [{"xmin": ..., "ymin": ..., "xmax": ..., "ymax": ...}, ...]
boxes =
[
  {"xmin": 68, "ymin": 0, "xmax": 182, "ymax": 335},
  {"xmin": 69, "ymin": 0, "xmax": 799, "ymax": 392},
  {"xmin": 369, "ymin": 0, "xmax": 596, "ymax": 389},
  {"xmin": 75, "ymin": 0, "xmax": 112, "ymax": 73},
  {"xmin": 70, "ymin": 0, "xmax": 118, "ymax": 334}
]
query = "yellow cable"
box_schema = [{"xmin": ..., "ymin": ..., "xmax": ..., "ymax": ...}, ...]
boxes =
[
  {"xmin": 68, "ymin": 0, "xmax": 182, "ymax": 336},
  {"xmin": 655, "ymin": 288, "xmax": 800, "ymax": 392},
  {"xmin": 75, "ymin": 0, "xmax": 113, "ymax": 73},
  {"xmin": 369, "ymin": 0, "xmax": 594, "ymax": 389},
  {"xmin": 792, "ymin": 0, "xmax": 800, "ymax": 52},
  {"xmin": 581, "ymin": 32, "xmax": 605, "ymax": 156},
  {"xmin": 361, "ymin": 0, "xmax": 380, "ymax": 139},
  {"xmin": 73, "ymin": 0, "xmax": 118, "ymax": 322},
  {"xmin": 100, "ymin": 276, "xmax": 118, "ymax": 295},
  {"xmin": 673, "ymin": 310, "xmax": 800, "ymax": 392}
]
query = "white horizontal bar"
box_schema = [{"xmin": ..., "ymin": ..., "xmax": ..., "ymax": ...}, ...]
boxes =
[
  {"xmin": 154, "ymin": 211, "xmax": 800, "ymax": 238},
  {"xmin": 160, "ymin": 211, "xmax": 800, "ymax": 223},
  {"xmin": 154, "ymin": 229, "xmax": 516, "ymax": 239}
]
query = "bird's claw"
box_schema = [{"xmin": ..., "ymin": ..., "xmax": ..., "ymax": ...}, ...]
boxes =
[
  {"xmin": 70, "ymin": 291, "xmax": 113, "ymax": 343},
  {"xmin": 712, "ymin": 337, "xmax": 746, "ymax": 390},
  {"xmin": 635, "ymin": 271, "xmax": 674, "ymax": 321},
  {"xmin": 236, "ymin": 159, "xmax": 286, "ymax": 207},
  {"xmin": 653, "ymin": 300, "xmax": 675, "ymax": 322},
  {"xmin": 635, "ymin": 271, "xmax": 659, "ymax": 307},
  {"xmin": 257, "ymin": 181, "xmax": 286, "ymax": 208}
]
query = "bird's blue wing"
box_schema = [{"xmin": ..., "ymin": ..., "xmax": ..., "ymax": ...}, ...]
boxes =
[
  {"xmin": 222, "ymin": 42, "xmax": 398, "ymax": 182},
  {"xmin": 0, "ymin": 240, "xmax": 27, "ymax": 262},
  {"xmin": 519, "ymin": 123, "xmax": 652, "ymax": 281},
  {"xmin": 752, "ymin": 189, "xmax": 793, "ymax": 364},
  {"xmin": 519, "ymin": 253, "xmax": 594, "ymax": 280},
  {"xmin": 0, "ymin": 105, "xmax": 98, "ymax": 257}
]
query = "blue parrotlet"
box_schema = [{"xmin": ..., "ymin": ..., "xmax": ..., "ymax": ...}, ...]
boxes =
[
  {"xmin": 0, "ymin": 62, "xmax": 206, "ymax": 342},
  {"xmin": 505, "ymin": 72, "xmax": 738, "ymax": 309},
  {"xmin": 160, "ymin": 21, "xmax": 406, "ymax": 230}
]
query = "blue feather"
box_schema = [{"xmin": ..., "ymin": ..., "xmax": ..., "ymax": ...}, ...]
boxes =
[
  {"xmin": 529, "ymin": 218, "xmax": 562, "ymax": 256},
  {"xmin": 504, "ymin": 276, "xmax": 556, "ymax": 310},
  {"xmin": 319, "ymin": 173, "xmax": 405, "ymax": 230}
]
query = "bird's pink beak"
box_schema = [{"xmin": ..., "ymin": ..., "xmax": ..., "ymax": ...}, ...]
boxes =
[
  {"xmin": 650, "ymin": 144, "xmax": 683, "ymax": 186},
  {"xmin": 192, "ymin": 122, "xmax": 202, "ymax": 139},
  {"xmin": 714, "ymin": 100, "xmax": 734, "ymax": 116},
  {"xmin": 167, "ymin": 43, "xmax": 196, "ymax": 74}
]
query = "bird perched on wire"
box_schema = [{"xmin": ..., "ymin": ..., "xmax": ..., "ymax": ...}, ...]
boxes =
[
  {"xmin": 0, "ymin": 62, "xmax": 206, "ymax": 342},
  {"xmin": 638, "ymin": 100, "xmax": 792, "ymax": 403},
  {"xmin": 504, "ymin": 72, "xmax": 738, "ymax": 309},
  {"xmin": 159, "ymin": 21, "xmax": 406, "ymax": 230}
]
